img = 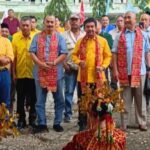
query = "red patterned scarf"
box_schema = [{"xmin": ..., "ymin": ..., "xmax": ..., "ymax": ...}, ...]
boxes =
[
  {"xmin": 78, "ymin": 35, "xmax": 102, "ymax": 93},
  {"xmin": 37, "ymin": 31, "xmax": 58, "ymax": 92},
  {"xmin": 117, "ymin": 27, "xmax": 143, "ymax": 87}
]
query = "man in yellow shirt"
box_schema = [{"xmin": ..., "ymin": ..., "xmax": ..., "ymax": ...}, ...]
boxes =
[
  {"xmin": 30, "ymin": 16, "xmax": 40, "ymax": 35},
  {"xmin": 55, "ymin": 16, "xmax": 65, "ymax": 33},
  {"xmin": 12, "ymin": 16, "xmax": 36, "ymax": 129},
  {"xmin": 72, "ymin": 18, "xmax": 112, "ymax": 131},
  {"xmin": 0, "ymin": 35, "xmax": 14, "ymax": 108}
]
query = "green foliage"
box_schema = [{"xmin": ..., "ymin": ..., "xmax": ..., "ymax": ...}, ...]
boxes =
[
  {"xmin": 134, "ymin": 0, "xmax": 150, "ymax": 12},
  {"xmin": 91, "ymin": 0, "xmax": 113, "ymax": 18},
  {"xmin": 91, "ymin": 0, "xmax": 106, "ymax": 18},
  {"xmin": 44, "ymin": 0, "xmax": 71, "ymax": 23}
]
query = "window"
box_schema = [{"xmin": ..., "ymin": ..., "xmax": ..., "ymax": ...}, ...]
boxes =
[{"xmin": 113, "ymin": 0, "xmax": 127, "ymax": 3}]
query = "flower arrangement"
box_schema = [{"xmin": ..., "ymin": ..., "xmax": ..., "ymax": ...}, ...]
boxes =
[
  {"xmin": 0, "ymin": 103, "xmax": 19, "ymax": 141},
  {"xmin": 63, "ymin": 82, "xmax": 126, "ymax": 150}
]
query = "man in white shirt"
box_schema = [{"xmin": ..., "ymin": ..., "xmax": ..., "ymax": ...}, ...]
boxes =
[
  {"xmin": 63, "ymin": 14, "xmax": 85, "ymax": 122},
  {"xmin": 109, "ymin": 15, "xmax": 124, "ymax": 40}
]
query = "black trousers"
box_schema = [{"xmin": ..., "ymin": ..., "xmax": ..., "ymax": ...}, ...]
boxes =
[
  {"xmin": 77, "ymin": 82, "xmax": 95, "ymax": 129},
  {"xmin": 16, "ymin": 78, "xmax": 36, "ymax": 123}
]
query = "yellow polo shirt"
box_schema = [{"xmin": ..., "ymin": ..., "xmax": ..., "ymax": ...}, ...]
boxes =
[
  {"xmin": 72, "ymin": 35, "xmax": 112, "ymax": 83},
  {"xmin": 0, "ymin": 36, "xmax": 14, "ymax": 70},
  {"xmin": 31, "ymin": 28, "xmax": 40, "ymax": 36},
  {"xmin": 56, "ymin": 27, "xmax": 65, "ymax": 33},
  {"xmin": 12, "ymin": 32, "xmax": 34, "ymax": 79}
]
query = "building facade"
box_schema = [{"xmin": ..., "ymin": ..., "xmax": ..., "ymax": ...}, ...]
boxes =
[{"xmin": 0, "ymin": 0, "xmax": 139, "ymax": 14}]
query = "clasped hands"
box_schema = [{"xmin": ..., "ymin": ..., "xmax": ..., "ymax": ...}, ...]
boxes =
[
  {"xmin": 79, "ymin": 61, "xmax": 105, "ymax": 72},
  {"xmin": 40, "ymin": 61, "xmax": 56, "ymax": 70}
]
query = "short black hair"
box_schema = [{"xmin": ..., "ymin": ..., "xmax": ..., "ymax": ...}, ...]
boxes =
[
  {"xmin": 1, "ymin": 23, "xmax": 9, "ymax": 29},
  {"xmin": 83, "ymin": 17, "xmax": 97, "ymax": 28},
  {"xmin": 8, "ymin": 9, "xmax": 14, "ymax": 12},
  {"xmin": 101, "ymin": 15, "xmax": 109, "ymax": 19},
  {"xmin": 21, "ymin": 16, "xmax": 31, "ymax": 21},
  {"xmin": 30, "ymin": 16, "xmax": 37, "ymax": 22},
  {"xmin": 55, "ymin": 16, "xmax": 62, "ymax": 22}
]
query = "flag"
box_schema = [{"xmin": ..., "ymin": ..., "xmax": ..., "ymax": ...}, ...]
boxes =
[
  {"xmin": 1, "ymin": 9, "xmax": 8, "ymax": 23},
  {"xmin": 80, "ymin": 0, "xmax": 85, "ymax": 25}
]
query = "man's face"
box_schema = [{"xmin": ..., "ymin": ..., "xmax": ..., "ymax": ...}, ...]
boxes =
[
  {"xmin": 101, "ymin": 16, "xmax": 109, "ymax": 27},
  {"xmin": 64, "ymin": 21, "xmax": 70, "ymax": 31},
  {"xmin": 84, "ymin": 22, "xmax": 96, "ymax": 37},
  {"xmin": 116, "ymin": 17, "xmax": 124, "ymax": 29},
  {"xmin": 20, "ymin": 20, "xmax": 31, "ymax": 35},
  {"xmin": 31, "ymin": 18, "xmax": 37, "ymax": 30},
  {"xmin": 1, "ymin": 28, "xmax": 10, "ymax": 38},
  {"xmin": 69, "ymin": 17, "xmax": 80, "ymax": 30},
  {"xmin": 124, "ymin": 12, "xmax": 136, "ymax": 29},
  {"xmin": 140, "ymin": 14, "xmax": 150, "ymax": 29},
  {"xmin": 55, "ymin": 18, "xmax": 60, "ymax": 28},
  {"xmin": 44, "ymin": 16, "xmax": 56, "ymax": 32},
  {"xmin": 8, "ymin": 10, "xmax": 14, "ymax": 18}
]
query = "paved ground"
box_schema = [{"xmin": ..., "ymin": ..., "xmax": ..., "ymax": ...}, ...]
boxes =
[{"xmin": 0, "ymin": 92, "xmax": 150, "ymax": 150}]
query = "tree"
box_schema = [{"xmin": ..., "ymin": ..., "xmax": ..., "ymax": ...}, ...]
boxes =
[
  {"xmin": 91, "ymin": 0, "xmax": 112, "ymax": 18},
  {"xmin": 134, "ymin": 0, "xmax": 150, "ymax": 12},
  {"xmin": 44, "ymin": 0, "xmax": 71, "ymax": 23}
]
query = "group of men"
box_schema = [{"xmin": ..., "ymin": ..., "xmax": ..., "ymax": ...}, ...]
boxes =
[{"xmin": 0, "ymin": 9, "xmax": 150, "ymax": 134}]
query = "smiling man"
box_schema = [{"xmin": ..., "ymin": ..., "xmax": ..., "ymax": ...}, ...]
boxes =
[
  {"xmin": 30, "ymin": 15, "xmax": 68, "ymax": 133},
  {"xmin": 112, "ymin": 11, "xmax": 150, "ymax": 131},
  {"xmin": 71, "ymin": 17, "xmax": 112, "ymax": 131}
]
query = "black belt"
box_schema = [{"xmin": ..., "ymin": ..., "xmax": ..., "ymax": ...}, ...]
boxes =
[{"xmin": 0, "ymin": 68, "xmax": 8, "ymax": 72}]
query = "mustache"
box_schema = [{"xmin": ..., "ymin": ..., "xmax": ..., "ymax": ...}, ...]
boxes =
[
  {"xmin": 87, "ymin": 30, "xmax": 94, "ymax": 32},
  {"xmin": 47, "ymin": 25, "xmax": 53, "ymax": 28}
]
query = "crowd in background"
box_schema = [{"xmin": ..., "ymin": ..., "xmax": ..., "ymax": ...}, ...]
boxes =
[{"xmin": 1, "ymin": 8, "xmax": 150, "ymax": 133}]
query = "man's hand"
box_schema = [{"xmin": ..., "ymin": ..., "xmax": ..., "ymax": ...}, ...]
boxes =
[
  {"xmin": 12, "ymin": 73, "xmax": 16, "ymax": 84},
  {"xmin": 0, "ymin": 56, "xmax": 10, "ymax": 66},
  {"xmin": 63, "ymin": 62, "xmax": 71, "ymax": 73},
  {"xmin": 96, "ymin": 66, "xmax": 105, "ymax": 72},
  {"xmin": 39, "ymin": 62, "xmax": 51, "ymax": 70},
  {"xmin": 79, "ymin": 61, "xmax": 86, "ymax": 69},
  {"xmin": 113, "ymin": 70, "xmax": 119, "ymax": 81}
]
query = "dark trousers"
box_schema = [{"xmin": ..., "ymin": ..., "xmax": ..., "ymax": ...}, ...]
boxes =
[
  {"xmin": 77, "ymin": 82, "xmax": 95, "ymax": 129},
  {"xmin": 16, "ymin": 78, "xmax": 36, "ymax": 124}
]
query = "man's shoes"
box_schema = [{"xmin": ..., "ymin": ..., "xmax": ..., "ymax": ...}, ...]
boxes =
[
  {"xmin": 53, "ymin": 124, "xmax": 64, "ymax": 132},
  {"xmin": 139, "ymin": 125, "xmax": 147, "ymax": 131},
  {"xmin": 17, "ymin": 121, "xmax": 26, "ymax": 129},
  {"xmin": 32, "ymin": 125, "xmax": 49, "ymax": 134},
  {"xmin": 29, "ymin": 121, "xmax": 36, "ymax": 128}
]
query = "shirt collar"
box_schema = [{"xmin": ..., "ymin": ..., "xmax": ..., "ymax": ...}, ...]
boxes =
[
  {"xmin": 145, "ymin": 26, "xmax": 150, "ymax": 32},
  {"xmin": 125, "ymin": 28, "xmax": 135, "ymax": 33},
  {"xmin": 85, "ymin": 34, "xmax": 97, "ymax": 40},
  {"xmin": 115, "ymin": 27, "xmax": 120, "ymax": 33},
  {"xmin": 20, "ymin": 32, "xmax": 31, "ymax": 39}
]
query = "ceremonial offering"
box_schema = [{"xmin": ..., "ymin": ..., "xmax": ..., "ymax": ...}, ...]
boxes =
[
  {"xmin": 63, "ymin": 83, "xmax": 126, "ymax": 150},
  {"xmin": 0, "ymin": 103, "xmax": 19, "ymax": 141}
]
